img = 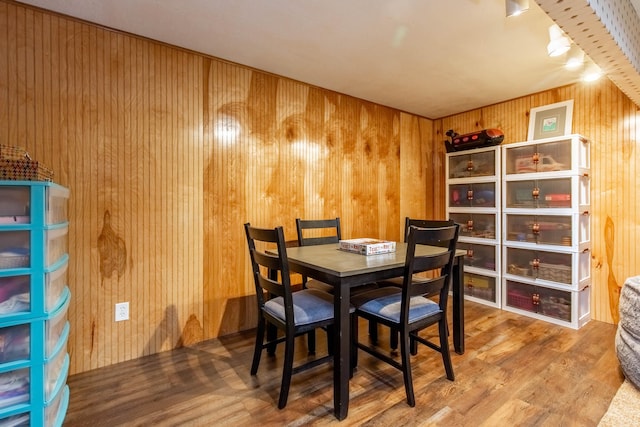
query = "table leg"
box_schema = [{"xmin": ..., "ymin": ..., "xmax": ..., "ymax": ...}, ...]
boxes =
[
  {"xmin": 333, "ymin": 283, "xmax": 350, "ymax": 420},
  {"xmin": 452, "ymin": 255, "xmax": 465, "ymax": 354}
]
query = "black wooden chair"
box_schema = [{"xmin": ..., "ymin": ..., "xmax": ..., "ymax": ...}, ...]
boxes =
[
  {"xmin": 295, "ymin": 217, "xmax": 342, "ymax": 294},
  {"xmin": 244, "ymin": 223, "xmax": 337, "ymax": 409},
  {"xmin": 296, "ymin": 217, "xmax": 378, "ymax": 349},
  {"xmin": 373, "ymin": 217, "xmax": 455, "ymax": 349},
  {"xmin": 350, "ymin": 224, "xmax": 459, "ymax": 407}
]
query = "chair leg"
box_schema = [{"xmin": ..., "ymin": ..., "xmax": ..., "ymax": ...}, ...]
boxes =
[
  {"xmin": 410, "ymin": 334, "xmax": 418, "ymax": 356},
  {"xmin": 267, "ymin": 323, "xmax": 278, "ymax": 356},
  {"xmin": 390, "ymin": 330, "xmax": 398, "ymax": 352},
  {"xmin": 350, "ymin": 316, "xmax": 358, "ymax": 376},
  {"xmin": 369, "ymin": 320, "xmax": 378, "ymax": 345},
  {"xmin": 251, "ymin": 319, "xmax": 266, "ymax": 375},
  {"xmin": 327, "ymin": 326, "xmax": 334, "ymax": 356},
  {"xmin": 439, "ymin": 319, "xmax": 455, "ymax": 381},
  {"xmin": 399, "ymin": 328, "xmax": 416, "ymax": 407},
  {"xmin": 307, "ymin": 330, "xmax": 316, "ymax": 355},
  {"xmin": 278, "ymin": 330, "xmax": 296, "ymax": 409}
]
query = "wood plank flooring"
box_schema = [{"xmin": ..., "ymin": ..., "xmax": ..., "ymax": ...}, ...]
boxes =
[{"xmin": 64, "ymin": 301, "xmax": 624, "ymax": 426}]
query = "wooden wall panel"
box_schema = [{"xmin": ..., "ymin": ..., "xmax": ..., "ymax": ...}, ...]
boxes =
[
  {"xmin": 0, "ymin": 1, "xmax": 433, "ymax": 373},
  {"xmin": 435, "ymin": 81, "xmax": 640, "ymax": 325},
  {"xmin": 2, "ymin": 1, "xmax": 637, "ymax": 375}
]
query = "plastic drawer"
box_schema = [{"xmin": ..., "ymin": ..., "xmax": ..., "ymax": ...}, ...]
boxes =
[
  {"xmin": 449, "ymin": 212, "xmax": 497, "ymax": 240},
  {"xmin": 0, "ymin": 186, "xmax": 29, "ymax": 225},
  {"xmin": 45, "ymin": 293, "xmax": 69, "ymax": 357},
  {"xmin": 0, "ymin": 368, "xmax": 29, "ymax": 410},
  {"xmin": 447, "ymin": 148, "xmax": 497, "ymax": 179},
  {"xmin": 45, "ymin": 385, "xmax": 69, "ymax": 427},
  {"xmin": 46, "ymin": 186, "xmax": 70, "ymax": 225},
  {"xmin": 0, "ymin": 231, "xmax": 30, "ymax": 270},
  {"xmin": 449, "ymin": 182, "xmax": 497, "ymax": 208},
  {"xmin": 45, "ymin": 262, "xmax": 68, "ymax": 313},
  {"xmin": 457, "ymin": 242, "xmax": 497, "ymax": 272},
  {"xmin": 503, "ymin": 135, "xmax": 589, "ymax": 175},
  {"xmin": 45, "ymin": 353, "xmax": 69, "ymax": 402},
  {"xmin": 504, "ymin": 279, "xmax": 590, "ymax": 328},
  {"xmin": 505, "ymin": 246, "xmax": 590, "ymax": 289},
  {"xmin": 0, "ymin": 323, "xmax": 30, "ymax": 364},
  {"xmin": 505, "ymin": 176, "xmax": 589, "ymax": 210},
  {"xmin": 463, "ymin": 272, "xmax": 496, "ymax": 303},
  {"xmin": 45, "ymin": 227, "xmax": 68, "ymax": 267},
  {"xmin": 0, "ymin": 276, "xmax": 30, "ymax": 316}
]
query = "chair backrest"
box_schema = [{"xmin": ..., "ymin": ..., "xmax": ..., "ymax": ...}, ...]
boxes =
[
  {"xmin": 403, "ymin": 217, "xmax": 455, "ymax": 246},
  {"xmin": 401, "ymin": 224, "xmax": 460, "ymax": 319},
  {"xmin": 296, "ymin": 217, "xmax": 341, "ymax": 247},
  {"xmin": 244, "ymin": 223, "xmax": 294, "ymax": 316}
]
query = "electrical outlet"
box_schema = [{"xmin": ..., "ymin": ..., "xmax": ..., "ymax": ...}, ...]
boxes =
[{"xmin": 115, "ymin": 302, "xmax": 129, "ymax": 322}]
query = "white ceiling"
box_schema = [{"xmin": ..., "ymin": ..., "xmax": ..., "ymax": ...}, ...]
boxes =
[{"xmin": 14, "ymin": 0, "xmax": 640, "ymax": 119}]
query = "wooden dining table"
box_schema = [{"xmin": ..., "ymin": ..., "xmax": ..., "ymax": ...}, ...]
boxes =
[{"xmin": 282, "ymin": 242, "xmax": 466, "ymax": 420}]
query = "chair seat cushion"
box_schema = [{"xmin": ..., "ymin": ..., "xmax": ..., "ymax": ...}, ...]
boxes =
[
  {"xmin": 353, "ymin": 287, "xmax": 441, "ymax": 324},
  {"xmin": 264, "ymin": 289, "xmax": 339, "ymax": 326}
]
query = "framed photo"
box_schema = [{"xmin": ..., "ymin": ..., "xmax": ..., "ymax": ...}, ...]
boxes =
[{"xmin": 527, "ymin": 100, "xmax": 573, "ymax": 140}]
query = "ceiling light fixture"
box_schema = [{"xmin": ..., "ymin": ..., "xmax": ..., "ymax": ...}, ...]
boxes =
[
  {"xmin": 565, "ymin": 45, "xmax": 585, "ymax": 70},
  {"xmin": 506, "ymin": 0, "xmax": 529, "ymax": 17},
  {"xmin": 582, "ymin": 61, "xmax": 603, "ymax": 82},
  {"xmin": 547, "ymin": 24, "xmax": 571, "ymax": 57}
]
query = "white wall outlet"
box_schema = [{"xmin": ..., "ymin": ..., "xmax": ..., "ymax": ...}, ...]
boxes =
[{"xmin": 115, "ymin": 302, "xmax": 129, "ymax": 322}]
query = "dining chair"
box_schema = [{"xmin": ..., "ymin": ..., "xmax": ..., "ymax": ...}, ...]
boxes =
[
  {"xmin": 372, "ymin": 217, "xmax": 456, "ymax": 348},
  {"xmin": 295, "ymin": 217, "xmax": 342, "ymax": 294},
  {"xmin": 244, "ymin": 223, "xmax": 338, "ymax": 409},
  {"xmin": 296, "ymin": 217, "xmax": 378, "ymax": 349},
  {"xmin": 350, "ymin": 224, "xmax": 459, "ymax": 407}
]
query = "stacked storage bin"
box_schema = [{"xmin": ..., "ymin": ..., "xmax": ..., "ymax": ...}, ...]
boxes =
[
  {"xmin": 0, "ymin": 181, "xmax": 70, "ymax": 426},
  {"xmin": 446, "ymin": 146, "xmax": 502, "ymax": 308},
  {"xmin": 502, "ymin": 135, "xmax": 591, "ymax": 328}
]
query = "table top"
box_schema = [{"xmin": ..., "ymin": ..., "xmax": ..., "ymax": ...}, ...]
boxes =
[{"xmin": 285, "ymin": 242, "xmax": 463, "ymax": 278}]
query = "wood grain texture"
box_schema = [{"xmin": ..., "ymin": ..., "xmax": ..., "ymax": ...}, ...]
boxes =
[
  {"xmin": 0, "ymin": 0, "xmax": 637, "ymax": 375},
  {"xmin": 63, "ymin": 301, "xmax": 623, "ymax": 426}
]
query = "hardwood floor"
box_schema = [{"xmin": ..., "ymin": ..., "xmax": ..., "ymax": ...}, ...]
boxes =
[{"xmin": 64, "ymin": 301, "xmax": 623, "ymax": 426}]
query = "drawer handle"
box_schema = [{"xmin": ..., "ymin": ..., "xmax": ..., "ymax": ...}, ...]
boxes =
[
  {"xmin": 532, "ymin": 187, "xmax": 540, "ymax": 199},
  {"xmin": 467, "ymin": 220, "xmax": 474, "ymax": 230},
  {"xmin": 467, "ymin": 189, "xmax": 474, "ymax": 200},
  {"xmin": 532, "ymin": 223, "xmax": 540, "ymax": 234},
  {"xmin": 532, "ymin": 293, "xmax": 540, "ymax": 305},
  {"xmin": 467, "ymin": 160, "xmax": 474, "ymax": 171},
  {"xmin": 532, "ymin": 152, "xmax": 540, "ymax": 164},
  {"xmin": 532, "ymin": 258, "xmax": 540, "ymax": 269},
  {"xmin": 466, "ymin": 248, "xmax": 474, "ymax": 258}
]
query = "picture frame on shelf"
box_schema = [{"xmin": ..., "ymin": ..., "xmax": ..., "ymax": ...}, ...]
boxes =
[{"xmin": 527, "ymin": 100, "xmax": 573, "ymax": 140}]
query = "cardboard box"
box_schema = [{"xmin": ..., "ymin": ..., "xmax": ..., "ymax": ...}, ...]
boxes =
[{"xmin": 339, "ymin": 238, "xmax": 396, "ymax": 255}]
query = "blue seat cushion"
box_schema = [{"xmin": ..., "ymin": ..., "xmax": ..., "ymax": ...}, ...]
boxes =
[
  {"xmin": 356, "ymin": 287, "xmax": 441, "ymax": 324},
  {"xmin": 264, "ymin": 289, "xmax": 336, "ymax": 326}
]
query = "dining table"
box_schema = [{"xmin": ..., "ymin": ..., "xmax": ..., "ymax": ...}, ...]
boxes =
[{"xmin": 282, "ymin": 242, "xmax": 466, "ymax": 420}]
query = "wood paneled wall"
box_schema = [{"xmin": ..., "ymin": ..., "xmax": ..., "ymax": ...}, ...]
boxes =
[
  {"xmin": 0, "ymin": 1, "xmax": 637, "ymax": 374},
  {"xmin": 0, "ymin": 1, "xmax": 433, "ymax": 374}
]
